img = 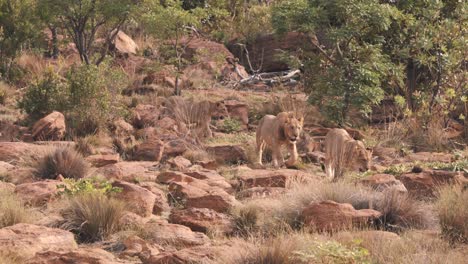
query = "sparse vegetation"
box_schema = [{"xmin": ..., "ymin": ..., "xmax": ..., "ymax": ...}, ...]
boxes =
[
  {"xmin": 36, "ymin": 147, "xmax": 88, "ymax": 179},
  {"xmin": 60, "ymin": 192, "xmax": 126, "ymax": 242},
  {"xmin": 293, "ymin": 239, "xmax": 370, "ymax": 264},
  {"xmin": 0, "ymin": 190, "xmax": 35, "ymax": 228},
  {"xmin": 57, "ymin": 177, "xmax": 122, "ymax": 197},
  {"xmin": 436, "ymin": 184, "xmax": 468, "ymax": 244},
  {"xmin": 221, "ymin": 117, "xmax": 242, "ymax": 134}
]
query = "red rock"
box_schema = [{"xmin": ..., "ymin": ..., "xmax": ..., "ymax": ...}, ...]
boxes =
[
  {"xmin": 132, "ymin": 104, "xmax": 160, "ymax": 128},
  {"xmin": 169, "ymin": 208, "xmax": 234, "ymax": 234},
  {"xmin": 138, "ymin": 182, "xmax": 170, "ymax": 215},
  {"xmin": 195, "ymin": 159, "xmax": 218, "ymax": 170},
  {"xmin": 120, "ymin": 235, "xmax": 161, "ymax": 262},
  {"xmin": 168, "ymin": 156, "xmax": 192, "ymax": 170},
  {"xmin": 237, "ymin": 169, "xmax": 312, "ymax": 188},
  {"xmin": 157, "ymin": 171, "xmax": 196, "ymax": 184},
  {"xmin": 112, "ymin": 118, "xmax": 135, "ymax": 138},
  {"xmin": 0, "ymin": 224, "xmax": 77, "ymax": 260},
  {"xmin": 31, "ymin": 111, "xmax": 66, "ymax": 141},
  {"xmin": 85, "ymin": 154, "xmax": 119, "ymax": 167},
  {"xmin": 0, "ymin": 142, "xmax": 47, "ymax": 165},
  {"xmin": 361, "ymin": 174, "xmax": 407, "ymax": 193},
  {"xmin": 184, "ymin": 169, "xmax": 233, "ymax": 193},
  {"xmin": 143, "ymin": 221, "xmax": 209, "ymax": 247},
  {"xmin": 224, "ymin": 100, "xmax": 249, "ymax": 129},
  {"xmin": 156, "ymin": 117, "xmax": 178, "ymax": 131},
  {"xmin": 29, "ymin": 247, "xmax": 124, "ymax": 264},
  {"xmin": 206, "ymin": 145, "xmax": 247, "ymax": 164},
  {"xmin": 15, "ymin": 180, "xmax": 61, "ymax": 206},
  {"xmin": 399, "ymin": 170, "xmax": 466, "ymax": 198},
  {"xmin": 301, "ymin": 200, "xmax": 382, "ymax": 232},
  {"xmin": 132, "ymin": 138, "xmax": 165, "ymax": 162},
  {"xmin": 164, "ymin": 139, "xmax": 189, "ymax": 157},
  {"xmin": 112, "ymin": 181, "xmax": 156, "ymax": 217},
  {"xmin": 94, "ymin": 161, "xmax": 159, "ymax": 182}
]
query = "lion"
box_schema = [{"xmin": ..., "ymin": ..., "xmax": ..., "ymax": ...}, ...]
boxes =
[
  {"xmin": 324, "ymin": 128, "xmax": 372, "ymax": 181},
  {"xmin": 256, "ymin": 112, "xmax": 304, "ymax": 168},
  {"xmin": 164, "ymin": 96, "xmax": 229, "ymax": 138}
]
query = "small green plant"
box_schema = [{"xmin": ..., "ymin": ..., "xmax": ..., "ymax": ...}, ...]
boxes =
[
  {"xmin": 383, "ymin": 164, "xmax": 412, "ymax": 175},
  {"xmin": 36, "ymin": 147, "xmax": 88, "ymax": 180},
  {"xmin": 221, "ymin": 117, "xmax": 243, "ymax": 133},
  {"xmin": 293, "ymin": 239, "xmax": 370, "ymax": 264},
  {"xmin": 57, "ymin": 177, "xmax": 122, "ymax": 197}
]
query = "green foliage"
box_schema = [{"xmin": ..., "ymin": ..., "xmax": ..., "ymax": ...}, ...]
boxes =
[
  {"xmin": 221, "ymin": 117, "xmax": 242, "ymax": 133},
  {"xmin": 18, "ymin": 68, "xmax": 67, "ymax": 119},
  {"xmin": 293, "ymin": 239, "xmax": 370, "ymax": 264},
  {"xmin": 57, "ymin": 177, "xmax": 122, "ymax": 197}
]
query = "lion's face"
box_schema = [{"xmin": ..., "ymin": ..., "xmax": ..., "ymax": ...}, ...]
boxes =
[
  {"xmin": 351, "ymin": 141, "xmax": 372, "ymax": 172},
  {"xmin": 211, "ymin": 101, "xmax": 229, "ymax": 120},
  {"xmin": 283, "ymin": 117, "xmax": 304, "ymax": 143}
]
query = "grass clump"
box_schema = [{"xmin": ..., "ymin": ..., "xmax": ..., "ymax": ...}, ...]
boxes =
[
  {"xmin": 60, "ymin": 192, "xmax": 126, "ymax": 243},
  {"xmin": 221, "ymin": 117, "xmax": 243, "ymax": 133},
  {"xmin": 36, "ymin": 147, "xmax": 88, "ymax": 179},
  {"xmin": 0, "ymin": 190, "xmax": 34, "ymax": 228},
  {"xmin": 293, "ymin": 239, "xmax": 370, "ymax": 264},
  {"xmin": 436, "ymin": 184, "xmax": 467, "ymax": 244}
]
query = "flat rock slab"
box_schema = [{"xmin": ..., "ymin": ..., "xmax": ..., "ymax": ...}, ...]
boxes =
[{"xmin": 237, "ymin": 169, "xmax": 313, "ymax": 188}]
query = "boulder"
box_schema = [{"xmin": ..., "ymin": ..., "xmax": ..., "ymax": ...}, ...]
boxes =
[
  {"xmin": 85, "ymin": 154, "xmax": 120, "ymax": 168},
  {"xmin": 168, "ymin": 156, "xmax": 192, "ymax": 170},
  {"xmin": 301, "ymin": 200, "xmax": 382, "ymax": 232},
  {"xmin": 184, "ymin": 168, "xmax": 233, "ymax": 193},
  {"xmin": 111, "ymin": 118, "xmax": 135, "ymax": 138},
  {"xmin": 143, "ymin": 221, "xmax": 209, "ymax": 248},
  {"xmin": 139, "ymin": 182, "xmax": 170, "ymax": 215},
  {"xmin": 112, "ymin": 30, "xmax": 138, "ymax": 55},
  {"xmin": 28, "ymin": 247, "xmax": 124, "ymax": 264},
  {"xmin": 361, "ymin": 174, "xmax": 407, "ymax": 193},
  {"xmin": 15, "ymin": 180, "xmax": 61, "ymax": 206},
  {"xmin": 31, "ymin": 111, "xmax": 66, "ymax": 141},
  {"xmin": 0, "ymin": 142, "xmax": 47, "ymax": 165},
  {"xmin": 164, "ymin": 139, "xmax": 189, "ymax": 157},
  {"xmin": 237, "ymin": 169, "xmax": 312, "ymax": 188},
  {"xmin": 132, "ymin": 139, "xmax": 165, "ymax": 162},
  {"xmin": 195, "ymin": 159, "xmax": 218, "ymax": 170},
  {"xmin": 94, "ymin": 161, "xmax": 159, "ymax": 182},
  {"xmin": 399, "ymin": 170, "xmax": 466, "ymax": 198},
  {"xmin": 206, "ymin": 145, "xmax": 247, "ymax": 164},
  {"xmin": 112, "ymin": 181, "xmax": 156, "ymax": 217},
  {"xmin": 0, "ymin": 224, "xmax": 77, "ymax": 260},
  {"xmin": 224, "ymin": 100, "xmax": 249, "ymax": 129},
  {"xmin": 169, "ymin": 208, "xmax": 234, "ymax": 234},
  {"xmin": 120, "ymin": 235, "xmax": 161, "ymax": 262}
]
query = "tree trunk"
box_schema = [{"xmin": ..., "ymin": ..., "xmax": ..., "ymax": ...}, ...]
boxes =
[
  {"xmin": 406, "ymin": 59, "xmax": 416, "ymax": 111},
  {"xmin": 50, "ymin": 26, "xmax": 59, "ymax": 59}
]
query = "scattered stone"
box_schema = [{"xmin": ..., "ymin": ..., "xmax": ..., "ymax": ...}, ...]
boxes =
[
  {"xmin": 361, "ymin": 174, "xmax": 407, "ymax": 193},
  {"xmin": 133, "ymin": 138, "xmax": 165, "ymax": 162},
  {"xmin": 143, "ymin": 221, "xmax": 210, "ymax": 248},
  {"xmin": 15, "ymin": 180, "xmax": 61, "ymax": 206},
  {"xmin": 29, "ymin": 247, "xmax": 124, "ymax": 264},
  {"xmin": 169, "ymin": 208, "xmax": 234, "ymax": 234},
  {"xmin": 237, "ymin": 169, "xmax": 312, "ymax": 188},
  {"xmin": 168, "ymin": 156, "xmax": 192, "ymax": 170},
  {"xmin": 120, "ymin": 235, "xmax": 162, "ymax": 262},
  {"xmin": 184, "ymin": 169, "xmax": 233, "ymax": 193},
  {"xmin": 164, "ymin": 139, "xmax": 189, "ymax": 157},
  {"xmin": 399, "ymin": 170, "xmax": 466, "ymax": 198},
  {"xmin": 139, "ymin": 182, "xmax": 170, "ymax": 215},
  {"xmin": 85, "ymin": 154, "xmax": 120, "ymax": 168},
  {"xmin": 113, "ymin": 181, "xmax": 156, "ymax": 217},
  {"xmin": 31, "ymin": 111, "xmax": 66, "ymax": 141},
  {"xmin": 301, "ymin": 200, "xmax": 382, "ymax": 232}
]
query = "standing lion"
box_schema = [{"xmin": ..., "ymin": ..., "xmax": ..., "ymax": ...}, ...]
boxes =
[
  {"xmin": 324, "ymin": 128, "xmax": 372, "ymax": 181},
  {"xmin": 256, "ymin": 112, "xmax": 304, "ymax": 167}
]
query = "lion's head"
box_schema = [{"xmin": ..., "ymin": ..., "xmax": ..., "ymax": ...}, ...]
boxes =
[
  {"xmin": 210, "ymin": 101, "xmax": 229, "ymax": 120},
  {"xmin": 348, "ymin": 140, "xmax": 372, "ymax": 172},
  {"xmin": 283, "ymin": 115, "xmax": 304, "ymax": 143}
]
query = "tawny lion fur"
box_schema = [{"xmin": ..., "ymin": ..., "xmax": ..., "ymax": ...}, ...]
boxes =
[
  {"xmin": 324, "ymin": 128, "xmax": 372, "ymax": 181},
  {"xmin": 256, "ymin": 112, "xmax": 304, "ymax": 167}
]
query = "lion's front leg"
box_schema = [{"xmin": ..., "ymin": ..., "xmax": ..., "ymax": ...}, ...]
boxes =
[
  {"xmin": 272, "ymin": 144, "xmax": 283, "ymax": 168},
  {"xmin": 205, "ymin": 121, "xmax": 213, "ymax": 138},
  {"xmin": 285, "ymin": 143, "xmax": 298, "ymax": 167}
]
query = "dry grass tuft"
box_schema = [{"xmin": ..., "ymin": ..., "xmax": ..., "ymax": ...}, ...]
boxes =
[
  {"xmin": 36, "ymin": 147, "xmax": 88, "ymax": 179},
  {"xmin": 60, "ymin": 192, "xmax": 126, "ymax": 243},
  {"xmin": 0, "ymin": 190, "xmax": 35, "ymax": 228},
  {"xmin": 436, "ymin": 184, "xmax": 467, "ymax": 244}
]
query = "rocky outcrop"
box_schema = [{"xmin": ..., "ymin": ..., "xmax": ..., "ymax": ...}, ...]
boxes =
[
  {"xmin": 168, "ymin": 156, "xmax": 192, "ymax": 170},
  {"xmin": 15, "ymin": 180, "xmax": 61, "ymax": 206},
  {"xmin": 301, "ymin": 200, "xmax": 382, "ymax": 232},
  {"xmin": 132, "ymin": 138, "xmax": 165, "ymax": 162},
  {"xmin": 132, "ymin": 104, "xmax": 161, "ymax": 128},
  {"xmin": 28, "ymin": 247, "xmax": 125, "ymax": 264},
  {"xmin": 120, "ymin": 235, "xmax": 162, "ymax": 262},
  {"xmin": 138, "ymin": 182, "xmax": 170, "ymax": 215},
  {"xmin": 224, "ymin": 100, "xmax": 249, "ymax": 130},
  {"xmin": 112, "ymin": 181, "xmax": 157, "ymax": 217},
  {"xmin": 0, "ymin": 224, "xmax": 77, "ymax": 260},
  {"xmin": 399, "ymin": 170, "xmax": 466, "ymax": 198},
  {"xmin": 206, "ymin": 145, "xmax": 247, "ymax": 164},
  {"xmin": 31, "ymin": 111, "xmax": 66, "ymax": 141},
  {"xmin": 85, "ymin": 154, "xmax": 120, "ymax": 168},
  {"xmin": 112, "ymin": 30, "xmax": 138, "ymax": 55},
  {"xmin": 169, "ymin": 208, "xmax": 234, "ymax": 234},
  {"xmin": 143, "ymin": 221, "xmax": 210, "ymax": 248},
  {"xmin": 237, "ymin": 169, "xmax": 312, "ymax": 188},
  {"xmin": 361, "ymin": 174, "xmax": 407, "ymax": 193},
  {"xmin": 94, "ymin": 161, "xmax": 159, "ymax": 182}
]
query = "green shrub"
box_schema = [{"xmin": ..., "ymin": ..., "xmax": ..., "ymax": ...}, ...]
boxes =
[
  {"xmin": 221, "ymin": 117, "xmax": 243, "ymax": 133},
  {"xmin": 36, "ymin": 147, "xmax": 88, "ymax": 179},
  {"xmin": 293, "ymin": 239, "xmax": 370, "ymax": 264},
  {"xmin": 60, "ymin": 192, "xmax": 126, "ymax": 242},
  {"xmin": 18, "ymin": 68, "xmax": 67, "ymax": 118},
  {"xmin": 0, "ymin": 190, "xmax": 34, "ymax": 228},
  {"xmin": 57, "ymin": 177, "xmax": 122, "ymax": 196},
  {"xmin": 437, "ymin": 184, "xmax": 468, "ymax": 244}
]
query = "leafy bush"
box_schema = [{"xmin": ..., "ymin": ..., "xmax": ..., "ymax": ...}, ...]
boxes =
[
  {"xmin": 0, "ymin": 190, "xmax": 34, "ymax": 228},
  {"xmin": 60, "ymin": 192, "xmax": 126, "ymax": 242},
  {"xmin": 36, "ymin": 147, "xmax": 88, "ymax": 179},
  {"xmin": 437, "ymin": 184, "xmax": 468, "ymax": 243},
  {"xmin": 18, "ymin": 68, "xmax": 67, "ymax": 119},
  {"xmin": 293, "ymin": 240, "xmax": 370, "ymax": 264},
  {"xmin": 221, "ymin": 117, "xmax": 243, "ymax": 133},
  {"xmin": 57, "ymin": 177, "xmax": 122, "ymax": 197}
]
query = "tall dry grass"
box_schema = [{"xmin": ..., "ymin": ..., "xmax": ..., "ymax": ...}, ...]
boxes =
[
  {"xmin": 0, "ymin": 190, "xmax": 35, "ymax": 228},
  {"xmin": 436, "ymin": 184, "xmax": 467, "ymax": 244},
  {"xmin": 36, "ymin": 147, "xmax": 88, "ymax": 179}
]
